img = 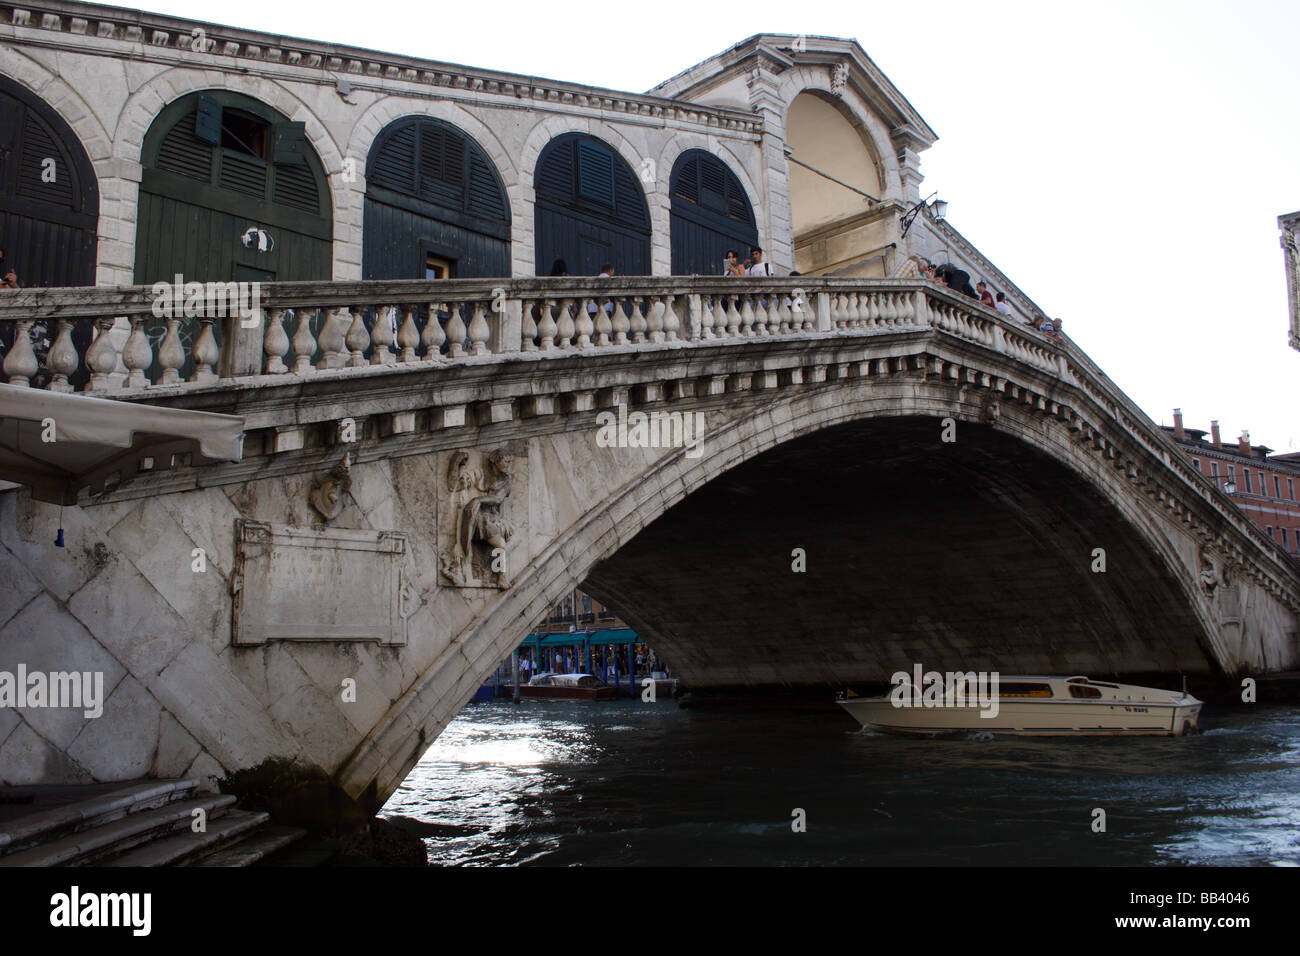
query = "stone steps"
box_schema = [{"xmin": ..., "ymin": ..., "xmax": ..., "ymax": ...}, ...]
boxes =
[
  {"xmin": 0, "ymin": 778, "xmax": 308, "ymax": 867},
  {"xmin": 0, "ymin": 793, "xmax": 237, "ymax": 867},
  {"xmin": 188, "ymin": 824, "xmax": 306, "ymax": 867},
  {"xmin": 0, "ymin": 779, "xmax": 198, "ymax": 855},
  {"xmin": 102, "ymin": 809, "xmax": 271, "ymax": 867}
]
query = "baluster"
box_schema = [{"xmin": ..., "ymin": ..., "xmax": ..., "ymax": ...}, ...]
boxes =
[
  {"xmin": 370, "ymin": 305, "xmax": 396, "ymax": 365},
  {"xmin": 122, "ymin": 315, "xmax": 152, "ymax": 387},
  {"xmin": 422, "ymin": 303, "xmax": 447, "ymax": 358},
  {"xmin": 47, "ymin": 319, "xmax": 79, "ymax": 391},
  {"xmin": 522, "ymin": 300, "xmax": 539, "ymax": 352},
  {"xmin": 780, "ymin": 294, "xmax": 795, "ymax": 334},
  {"xmin": 842, "ymin": 292, "xmax": 857, "ymax": 329},
  {"xmin": 537, "ymin": 299, "xmax": 558, "ymax": 350},
  {"xmin": 593, "ymin": 299, "xmax": 613, "ymax": 347},
  {"xmin": 695, "ymin": 296, "xmax": 712, "ymax": 340},
  {"xmin": 396, "ymin": 306, "xmax": 419, "ymax": 362},
  {"xmin": 881, "ymin": 293, "xmax": 898, "ymax": 326},
  {"xmin": 445, "ymin": 303, "xmax": 468, "ymax": 358},
  {"xmin": 468, "ymin": 301, "xmax": 491, "ymax": 355},
  {"xmin": 189, "ymin": 317, "xmax": 219, "ymax": 383},
  {"xmin": 751, "ymin": 295, "xmax": 769, "ymax": 336},
  {"xmin": 663, "ymin": 294, "xmax": 681, "ymax": 342},
  {"xmin": 262, "ymin": 309, "xmax": 289, "ymax": 374},
  {"xmin": 345, "ymin": 309, "xmax": 370, "ymax": 366},
  {"xmin": 629, "ymin": 296, "xmax": 647, "ymax": 344},
  {"xmin": 611, "ymin": 298, "xmax": 631, "ymax": 345},
  {"xmin": 84, "ymin": 318, "xmax": 120, "ymax": 390},
  {"xmin": 317, "ymin": 307, "xmax": 346, "ymax": 369},
  {"xmin": 896, "ymin": 293, "xmax": 915, "ymax": 326},
  {"xmin": 291, "ymin": 309, "xmax": 317, "ymax": 373},
  {"xmin": 574, "ymin": 299, "xmax": 595, "ymax": 348},
  {"xmin": 861, "ymin": 292, "xmax": 878, "ymax": 329},
  {"xmin": 724, "ymin": 296, "xmax": 741, "ymax": 337},
  {"xmin": 555, "ymin": 298, "xmax": 575, "ymax": 349},
  {"xmin": 3, "ymin": 320, "xmax": 38, "ymax": 386},
  {"xmin": 739, "ymin": 295, "xmax": 755, "ymax": 336},
  {"xmin": 646, "ymin": 296, "xmax": 665, "ymax": 343}
]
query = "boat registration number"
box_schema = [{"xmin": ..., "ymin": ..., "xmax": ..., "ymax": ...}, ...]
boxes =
[{"xmin": 1123, "ymin": 705, "xmax": 1148, "ymax": 713}]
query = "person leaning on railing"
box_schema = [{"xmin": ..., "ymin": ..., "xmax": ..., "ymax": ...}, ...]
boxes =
[{"xmin": 0, "ymin": 246, "xmax": 18, "ymax": 288}]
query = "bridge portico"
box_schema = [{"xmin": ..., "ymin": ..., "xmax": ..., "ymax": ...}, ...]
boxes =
[{"xmin": 2, "ymin": 275, "xmax": 1296, "ymax": 824}]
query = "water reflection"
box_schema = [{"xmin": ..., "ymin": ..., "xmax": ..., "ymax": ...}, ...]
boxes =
[{"xmin": 379, "ymin": 699, "xmax": 1300, "ymax": 866}]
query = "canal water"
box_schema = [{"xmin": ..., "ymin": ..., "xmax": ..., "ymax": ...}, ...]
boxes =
[{"xmin": 379, "ymin": 697, "xmax": 1300, "ymax": 866}]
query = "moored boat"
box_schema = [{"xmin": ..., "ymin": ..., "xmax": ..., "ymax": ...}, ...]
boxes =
[
  {"xmin": 519, "ymin": 672, "xmax": 616, "ymax": 700},
  {"xmin": 837, "ymin": 675, "xmax": 1203, "ymax": 736}
]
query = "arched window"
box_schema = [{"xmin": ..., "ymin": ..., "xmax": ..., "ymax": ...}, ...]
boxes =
[
  {"xmin": 363, "ymin": 116, "xmax": 510, "ymax": 279},
  {"xmin": 0, "ymin": 76, "xmax": 99, "ymax": 389},
  {"xmin": 669, "ymin": 149, "xmax": 757, "ymax": 275},
  {"xmin": 134, "ymin": 91, "xmax": 332, "ymax": 380},
  {"xmin": 0, "ymin": 75, "xmax": 98, "ymax": 287},
  {"xmin": 533, "ymin": 133, "xmax": 649, "ymax": 276}
]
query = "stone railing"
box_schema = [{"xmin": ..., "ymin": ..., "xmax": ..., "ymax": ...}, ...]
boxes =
[{"xmin": 0, "ymin": 277, "xmax": 1071, "ymax": 393}]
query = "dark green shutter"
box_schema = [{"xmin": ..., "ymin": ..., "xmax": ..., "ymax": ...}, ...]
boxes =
[
  {"xmin": 271, "ymin": 121, "xmax": 307, "ymax": 166},
  {"xmin": 576, "ymin": 140, "xmax": 615, "ymax": 207},
  {"xmin": 195, "ymin": 94, "xmax": 221, "ymax": 145}
]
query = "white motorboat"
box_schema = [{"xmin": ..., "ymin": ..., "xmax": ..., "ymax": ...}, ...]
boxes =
[{"xmin": 837, "ymin": 675, "xmax": 1203, "ymax": 736}]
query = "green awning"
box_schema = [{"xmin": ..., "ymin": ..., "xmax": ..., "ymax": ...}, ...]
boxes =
[{"xmin": 520, "ymin": 628, "xmax": 639, "ymax": 649}]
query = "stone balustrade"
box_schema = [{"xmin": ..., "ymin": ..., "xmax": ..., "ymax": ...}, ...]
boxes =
[{"xmin": 0, "ymin": 277, "xmax": 1071, "ymax": 394}]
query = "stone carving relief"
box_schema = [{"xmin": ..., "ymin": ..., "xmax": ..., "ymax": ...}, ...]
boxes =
[
  {"xmin": 308, "ymin": 452, "xmax": 351, "ymax": 521},
  {"xmin": 1198, "ymin": 543, "xmax": 1240, "ymax": 596},
  {"xmin": 830, "ymin": 60, "xmax": 849, "ymax": 97},
  {"xmin": 437, "ymin": 446, "xmax": 522, "ymax": 589}
]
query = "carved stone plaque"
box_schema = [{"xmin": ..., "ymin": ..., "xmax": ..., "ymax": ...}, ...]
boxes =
[{"xmin": 232, "ymin": 518, "xmax": 412, "ymax": 645}]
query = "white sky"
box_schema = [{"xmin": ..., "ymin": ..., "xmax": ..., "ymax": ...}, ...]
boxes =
[{"xmin": 142, "ymin": 0, "xmax": 1300, "ymax": 451}]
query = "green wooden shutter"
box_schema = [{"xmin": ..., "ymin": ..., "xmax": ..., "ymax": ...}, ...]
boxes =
[
  {"xmin": 271, "ymin": 121, "xmax": 307, "ymax": 166},
  {"xmin": 195, "ymin": 94, "xmax": 222, "ymax": 145}
]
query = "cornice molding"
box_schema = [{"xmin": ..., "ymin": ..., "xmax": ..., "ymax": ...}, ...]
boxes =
[{"xmin": 1, "ymin": 0, "xmax": 765, "ymax": 136}]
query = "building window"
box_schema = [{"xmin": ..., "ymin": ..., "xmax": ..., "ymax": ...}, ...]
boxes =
[
  {"xmin": 1191, "ymin": 458, "xmax": 1200, "ymax": 472},
  {"xmin": 1283, "ymin": 528, "xmax": 1290, "ymax": 550},
  {"xmin": 1244, "ymin": 470, "xmax": 1253, "ymax": 493},
  {"xmin": 1266, "ymin": 525, "xmax": 1274, "ymax": 539},
  {"xmin": 1260, "ymin": 471, "xmax": 1267, "ymax": 495},
  {"xmin": 1211, "ymin": 461, "xmax": 1220, "ymax": 479},
  {"xmin": 1290, "ymin": 478, "xmax": 1296, "ymax": 501}
]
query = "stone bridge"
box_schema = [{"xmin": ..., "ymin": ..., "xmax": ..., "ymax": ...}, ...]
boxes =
[{"xmin": 2, "ymin": 275, "xmax": 1298, "ymax": 825}]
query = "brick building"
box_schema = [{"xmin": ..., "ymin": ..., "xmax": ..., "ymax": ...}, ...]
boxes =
[{"xmin": 1164, "ymin": 409, "xmax": 1300, "ymax": 557}]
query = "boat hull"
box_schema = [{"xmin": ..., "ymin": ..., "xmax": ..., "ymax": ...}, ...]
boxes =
[
  {"xmin": 838, "ymin": 695, "xmax": 1202, "ymax": 737},
  {"xmin": 518, "ymin": 684, "xmax": 615, "ymax": 700}
]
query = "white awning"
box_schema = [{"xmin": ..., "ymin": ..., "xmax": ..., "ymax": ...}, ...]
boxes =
[{"xmin": 0, "ymin": 384, "xmax": 245, "ymax": 504}]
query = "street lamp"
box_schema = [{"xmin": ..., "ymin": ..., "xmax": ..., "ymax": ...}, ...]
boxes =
[
  {"xmin": 1223, "ymin": 478, "xmax": 1237, "ymax": 495},
  {"xmin": 900, "ymin": 192, "xmax": 947, "ymax": 238}
]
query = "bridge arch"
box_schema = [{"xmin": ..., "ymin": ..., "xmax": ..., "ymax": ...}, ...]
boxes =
[{"xmin": 338, "ymin": 377, "xmax": 1223, "ymax": 811}]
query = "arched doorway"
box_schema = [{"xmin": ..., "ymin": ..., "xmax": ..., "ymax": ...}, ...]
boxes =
[
  {"xmin": 0, "ymin": 75, "xmax": 99, "ymax": 389},
  {"xmin": 363, "ymin": 116, "xmax": 510, "ymax": 280},
  {"xmin": 786, "ymin": 91, "xmax": 888, "ymax": 276},
  {"xmin": 134, "ymin": 90, "xmax": 332, "ymax": 378},
  {"xmin": 135, "ymin": 90, "xmax": 332, "ymax": 285},
  {"xmin": 0, "ymin": 75, "xmax": 98, "ymax": 287},
  {"xmin": 669, "ymin": 149, "xmax": 757, "ymax": 276},
  {"xmin": 533, "ymin": 132, "xmax": 649, "ymax": 276}
]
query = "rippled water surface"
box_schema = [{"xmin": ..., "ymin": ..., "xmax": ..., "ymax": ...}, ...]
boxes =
[{"xmin": 379, "ymin": 698, "xmax": 1300, "ymax": 866}]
